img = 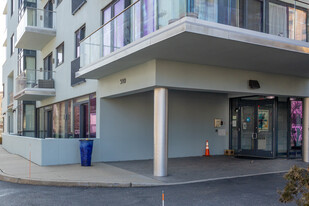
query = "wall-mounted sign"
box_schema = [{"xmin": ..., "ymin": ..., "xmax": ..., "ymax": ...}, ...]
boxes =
[{"xmin": 214, "ymin": 118, "xmax": 222, "ymax": 128}]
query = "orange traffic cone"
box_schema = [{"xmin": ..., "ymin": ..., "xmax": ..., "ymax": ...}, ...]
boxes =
[{"xmin": 205, "ymin": 140, "xmax": 210, "ymax": 156}]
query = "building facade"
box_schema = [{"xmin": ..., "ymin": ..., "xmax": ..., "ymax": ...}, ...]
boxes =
[{"xmin": 1, "ymin": 0, "xmax": 309, "ymax": 176}]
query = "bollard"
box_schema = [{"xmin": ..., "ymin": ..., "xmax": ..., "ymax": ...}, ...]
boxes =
[{"xmin": 162, "ymin": 191, "xmax": 164, "ymax": 206}]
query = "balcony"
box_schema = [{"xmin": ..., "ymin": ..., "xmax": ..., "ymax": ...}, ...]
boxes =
[
  {"xmin": 14, "ymin": 70, "xmax": 56, "ymax": 101},
  {"xmin": 77, "ymin": 0, "xmax": 309, "ymax": 79},
  {"xmin": 15, "ymin": 7, "xmax": 56, "ymax": 50}
]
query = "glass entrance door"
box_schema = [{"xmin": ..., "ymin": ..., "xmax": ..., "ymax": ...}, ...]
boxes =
[{"xmin": 239, "ymin": 100, "xmax": 274, "ymax": 158}]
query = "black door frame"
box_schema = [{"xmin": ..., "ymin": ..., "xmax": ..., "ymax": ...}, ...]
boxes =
[{"xmin": 237, "ymin": 99, "xmax": 276, "ymax": 158}]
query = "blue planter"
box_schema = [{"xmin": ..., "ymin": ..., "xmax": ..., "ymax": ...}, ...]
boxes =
[{"xmin": 79, "ymin": 140, "xmax": 94, "ymax": 166}]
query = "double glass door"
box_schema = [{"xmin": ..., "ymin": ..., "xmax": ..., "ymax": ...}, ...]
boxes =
[{"xmin": 239, "ymin": 100, "xmax": 274, "ymax": 158}]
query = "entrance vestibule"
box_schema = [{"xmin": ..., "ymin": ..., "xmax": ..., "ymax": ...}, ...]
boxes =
[{"xmin": 230, "ymin": 96, "xmax": 303, "ymax": 158}]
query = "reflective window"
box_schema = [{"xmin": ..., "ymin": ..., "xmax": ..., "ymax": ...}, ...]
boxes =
[
  {"xmin": 56, "ymin": 42, "xmax": 64, "ymax": 66},
  {"xmin": 36, "ymin": 94, "xmax": 96, "ymax": 139},
  {"xmin": 75, "ymin": 25, "xmax": 85, "ymax": 58}
]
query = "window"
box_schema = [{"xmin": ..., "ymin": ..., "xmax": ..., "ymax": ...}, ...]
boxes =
[
  {"xmin": 10, "ymin": 34, "xmax": 14, "ymax": 56},
  {"xmin": 43, "ymin": 53, "xmax": 53, "ymax": 80},
  {"xmin": 37, "ymin": 93, "xmax": 96, "ymax": 138},
  {"xmin": 44, "ymin": 0, "xmax": 53, "ymax": 28},
  {"xmin": 11, "ymin": 0, "xmax": 14, "ymax": 16},
  {"xmin": 72, "ymin": 0, "xmax": 87, "ymax": 15},
  {"xmin": 75, "ymin": 25, "xmax": 85, "ymax": 58},
  {"xmin": 57, "ymin": 0, "xmax": 63, "ymax": 6},
  {"xmin": 56, "ymin": 43, "xmax": 64, "ymax": 66},
  {"xmin": 23, "ymin": 102, "xmax": 36, "ymax": 137}
]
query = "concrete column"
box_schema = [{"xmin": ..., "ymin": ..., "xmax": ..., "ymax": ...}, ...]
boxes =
[
  {"xmin": 154, "ymin": 88, "xmax": 168, "ymax": 177},
  {"xmin": 303, "ymin": 98, "xmax": 309, "ymax": 162}
]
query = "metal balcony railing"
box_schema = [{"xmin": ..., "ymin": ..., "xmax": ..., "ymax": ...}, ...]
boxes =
[
  {"xmin": 15, "ymin": 70, "xmax": 54, "ymax": 94},
  {"xmin": 80, "ymin": 0, "xmax": 309, "ymax": 68}
]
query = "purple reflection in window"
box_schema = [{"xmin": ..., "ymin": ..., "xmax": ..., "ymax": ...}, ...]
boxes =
[
  {"xmin": 90, "ymin": 96, "xmax": 96, "ymax": 138},
  {"xmin": 291, "ymin": 100, "xmax": 302, "ymax": 147},
  {"xmin": 103, "ymin": 7, "xmax": 112, "ymax": 56},
  {"xmin": 114, "ymin": 0, "xmax": 125, "ymax": 50},
  {"xmin": 142, "ymin": 0, "xmax": 155, "ymax": 36}
]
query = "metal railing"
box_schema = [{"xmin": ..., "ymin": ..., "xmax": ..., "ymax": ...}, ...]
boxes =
[
  {"xmin": 80, "ymin": 0, "xmax": 309, "ymax": 68},
  {"xmin": 15, "ymin": 70, "xmax": 54, "ymax": 94}
]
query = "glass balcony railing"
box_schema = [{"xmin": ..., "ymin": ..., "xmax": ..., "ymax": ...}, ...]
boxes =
[
  {"xmin": 15, "ymin": 70, "xmax": 54, "ymax": 94},
  {"xmin": 80, "ymin": 0, "xmax": 309, "ymax": 68},
  {"xmin": 19, "ymin": 7, "xmax": 56, "ymax": 30}
]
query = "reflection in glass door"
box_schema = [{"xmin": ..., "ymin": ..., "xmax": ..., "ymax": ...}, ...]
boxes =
[
  {"xmin": 239, "ymin": 100, "xmax": 274, "ymax": 158},
  {"xmin": 241, "ymin": 105, "xmax": 255, "ymax": 151},
  {"xmin": 257, "ymin": 104, "xmax": 273, "ymax": 153}
]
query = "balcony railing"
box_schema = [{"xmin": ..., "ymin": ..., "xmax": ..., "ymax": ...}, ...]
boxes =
[
  {"xmin": 16, "ymin": 7, "xmax": 56, "ymax": 50},
  {"xmin": 19, "ymin": 7, "xmax": 56, "ymax": 29},
  {"xmin": 15, "ymin": 70, "xmax": 54, "ymax": 94},
  {"xmin": 80, "ymin": 0, "xmax": 309, "ymax": 68}
]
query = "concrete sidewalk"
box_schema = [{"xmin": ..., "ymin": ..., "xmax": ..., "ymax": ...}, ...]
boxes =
[{"xmin": 0, "ymin": 146, "xmax": 307, "ymax": 187}]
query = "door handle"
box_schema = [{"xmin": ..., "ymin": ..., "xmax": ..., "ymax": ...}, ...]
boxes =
[{"xmin": 252, "ymin": 133, "xmax": 257, "ymax": 140}]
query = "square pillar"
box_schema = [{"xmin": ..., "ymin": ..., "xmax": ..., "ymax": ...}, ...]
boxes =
[{"xmin": 154, "ymin": 88, "xmax": 168, "ymax": 176}]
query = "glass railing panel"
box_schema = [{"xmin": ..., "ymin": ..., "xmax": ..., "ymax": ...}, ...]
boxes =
[
  {"xmin": 15, "ymin": 69, "xmax": 54, "ymax": 94},
  {"xmin": 21, "ymin": 7, "xmax": 56, "ymax": 29},
  {"xmin": 80, "ymin": 0, "xmax": 309, "ymax": 69},
  {"xmin": 157, "ymin": 0, "xmax": 187, "ymax": 28},
  {"xmin": 81, "ymin": 0, "xmax": 160, "ymax": 67}
]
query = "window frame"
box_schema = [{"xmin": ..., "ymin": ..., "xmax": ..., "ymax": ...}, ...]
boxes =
[
  {"xmin": 11, "ymin": 0, "xmax": 14, "ymax": 16},
  {"xmin": 75, "ymin": 24, "xmax": 86, "ymax": 58},
  {"xmin": 57, "ymin": 0, "xmax": 63, "ymax": 7},
  {"xmin": 56, "ymin": 42, "xmax": 64, "ymax": 67},
  {"xmin": 43, "ymin": 52, "xmax": 53, "ymax": 80},
  {"xmin": 10, "ymin": 34, "xmax": 14, "ymax": 56}
]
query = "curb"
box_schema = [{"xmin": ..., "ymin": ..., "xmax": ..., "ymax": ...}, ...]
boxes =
[{"xmin": 0, "ymin": 169, "xmax": 289, "ymax": 188}]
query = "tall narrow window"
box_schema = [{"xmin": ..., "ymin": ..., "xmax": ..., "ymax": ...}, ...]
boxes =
[
  {"xmin": 10, "ymin": 34, "xmax": 14, "ymax": 56},
  {"xmin": 90, "ymin": 94, "xmax": 96, "ymax": 138},
  {"xmin": 44, "ymin": 0, "xmax": 53, "ymax": 28},
  {"xmin": 268, "ymin": 2, "xmax": 287, "ymax": 37},
  {"xmin": 56, "ymin": 42, "xmax": 64, "ymax": 66},
  {"xmin": 75, "ymin": 25, "xmax": 85, "ymax": 58},
  {"xmin": 43, "ymin": 53, "xmax": 53, "ymax": 80},
  {"xmin": 23, "ymin": 102, "xmax": 36, "ymax": 137},
  {"xmin": 240, "ymin": 0, "xmax": 263, "ymax": 32},
  {"xmin": 289, "ymin": 7, "xmax": 307, "ymax": 42},
  {"xmin": 11, "ymin": 0, "xmax": 14, "ymax": 16}
]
